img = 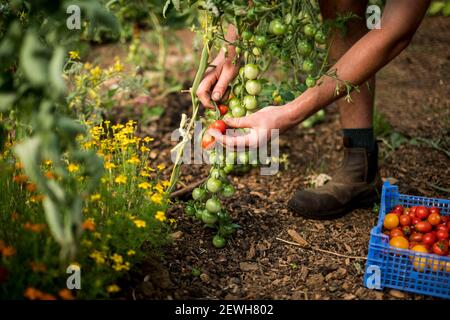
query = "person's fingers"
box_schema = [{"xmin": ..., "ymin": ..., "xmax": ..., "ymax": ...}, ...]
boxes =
[
  {"xmin": 208, "ymin": 128, "xmax": 259, "ymax": 149},
  {"xmin": 223, "ymin": 116, "xmax": 253, "ymax": 129},
  {"xmin": 196, "ymin": 70, "xmax": 218, "ymax": 109},
  {"xmin": 211, "ymin": 64, "xmax": 237, "ymax": 101}
]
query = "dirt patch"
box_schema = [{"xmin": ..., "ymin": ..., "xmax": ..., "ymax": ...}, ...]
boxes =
[{"xmin": 128, "ymin": 17, "xmax": 449, "ymax": 300}]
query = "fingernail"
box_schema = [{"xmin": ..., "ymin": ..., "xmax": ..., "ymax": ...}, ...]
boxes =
[{"xmin": 212, "ymin": 92, "xmax": 221, "ymax": 100}]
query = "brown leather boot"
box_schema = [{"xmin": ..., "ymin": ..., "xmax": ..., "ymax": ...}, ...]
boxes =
[{"xmin": 288, "ymin": 140, "xmax": 382, "ymax": 219}]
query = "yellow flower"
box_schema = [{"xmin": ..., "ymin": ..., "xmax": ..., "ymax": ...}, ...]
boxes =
[
  {"xmin": 113, "ymin": 262, "xmax": 130, "ymax": 272},
  {"xmin": 90, "ymin": 66, "xmax": 102, "ymax": 80},
  {"xmin": 127, "ymin": 156, "xmax": 140, "ymax": 165},
  {"xmin": 140, "ymin": 145, "xmax": 150, "ymax": 153},
  {"xmin": 110, "ymin": 253, "xmax": 123, "ymax": 264},
  {"xmin": 157, "ymin": 164, "xmax": 166, "ymax": 171},
  {"xmin": 106, "ymin": 284, "xmax": 120, "ymax": 293},
  {"xmin": 133, "ymin": 219, "xmax": 146, "ymax": 228},
  {"xmin": 162, "ymin": 180, "xmax": 170, "ymax": 187},
  {"xmin": 138, "ymin": 182, "xmax": 152, "ymax": 190},
  {"xmin": 115, "ymin": 175, "xmax": 127, "ymax": 184},
  {"xmin": 82, "ymin": 218, "xmax": 95, "ymax": 231},
  {"xmin": 43, "ymin": 160, "xmax": 53, "ymax": 166},
  {"xmin": 127, "ymin": 250, "xmax": 136, "ymax": 256},
  {"xmin": 150, "ymin": 193, "xmax": 163, "ymax": 205},
  {"xmin": 90, "ymin": 193, "xmax": 101, "ymax": 201},
  {"xmin": 104, "ymin": 162, "xmax": 116, "ymax": 170},
  {"xmin": 113, "ymin": 57, "xmax": 124, "ymax": 72},
  {"xmin": 155, "ymin": 211, "xmax": 166, "ymax": 222},
  {"xmin": 68, "ymin": 163, "xmax": 80, "ymax": 173},
  {"xmin": 89, "ymin": 250, "xmax": 106, "ymax": 265},
  {"xmin": 169, "ymin": 218, "xmax": 176, "ymax": 225},
  {"xmin": 84, "ymin": 62, "xmax": 93, "ymax": 70},
  {"xmin": 154, "ymin": 183, "xmax": 164, "ymax": 194},
  {"xmin": 143, "ymin": 137, "xmax": 153, "ymax": 143},
  {"xmin": 140, "ymin": 170, "xmax": 150, "ymax": 177},
  {"xmin": 69, "ymin": 51, "xmax": 80, "ymax": 60}
]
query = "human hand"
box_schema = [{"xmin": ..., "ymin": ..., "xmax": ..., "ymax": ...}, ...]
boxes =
[{"xmin": 208, "ymin": 106, "xmax": 298, "ymax": 149}]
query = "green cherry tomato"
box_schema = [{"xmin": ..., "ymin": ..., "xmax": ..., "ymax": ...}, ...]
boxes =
[
  {"xmin": 202, "ymin": 209, "xmax": 218, "ymax": 224},
  {"xmin": 298, "ymin": 40, "xmax": 313, "ymax": 55},
  {"xmin": 254, "ymin": 35, "xmax": 267, "ymax": 47},
  {"xmin": 212, "ymin": 234, "xmax": 226, "ymax": 248},
  {"xmin": 225, "ymin": 151, "xmax": 237, "ymax": 164},
  {"xmin": 252, "ymin": 47, "xmax": 261, "ymax": 56},
  {"xmin": 302, "ymin": 59, "xmax": 314, "ymax": 73},
  {"xmin": 221, "ymin": 184, "xmax": 235, "ymax": 198},
  {"xmin": 315, "ymin": 31, "xmax": 326, "ymax": 44},
  {"xmin": 243, "ymin": 95, "xmax": 258, "ymax": 110},
  {"xmin": 245, "ymin": 80, "xmax": 262, "ymax": 95},
  {"xmin": 228, "ymin": 97, "xmax": 242, "ymax": 110},
  {"xmin": 223, "ymin": 163, "xmax": 234, "ymax": 174},
  {"xmin": 269, "ymin": 20, "xmax": 287, "ymax": 36},
  {"xmin": 232, "ymin": 105, "xmax": 246, "ymax": 117},
  {"xmin": 303, "ymin": 24, "xmax": 316, "ymax": 37},
  {"xmin": 244, "ymin": 64, "xmax": 259, "ymax": 80},
  {"xmin": 241, "ymin": 30, "xmax": 253, "ymax": 41},
  {"xmin": 206, "ymin": 178, "xmax": 222, "ymax": 193},
  {"xmin": 195, "ymin": 209, "xmax": 203, "ymax": 220},
  {"xmin": 205, "ymin": 198, "xmax": 222, "ymax": 214},
  {"xmin": 237, "ymin": 152, "xmax": 250, "ymax": 165},
  {"xmin": 185, "ymin": 205, "xmax": 195, "ymax": 216},
  {"xmin": 210, "ymin": 168, "xmax": 226, "ymax": 179},
  {"xmin": 233, "ymin": 85, "xmax": 244, "ymax": 96},
  {"xmin": 305, "ymin": 75, "xmax": 316, "ymax": 88},
  {"xmin": 192, "ymin": 188, "xmax": 206, "ymax": 201}
]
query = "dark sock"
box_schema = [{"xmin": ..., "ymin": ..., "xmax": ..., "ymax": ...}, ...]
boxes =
[
  {"xmin": 342, "ymin": 128, "xmax": 376, "ymax": 152},
  {"xmin": 342, "ymin": 128, "xmax": 378, "ymax": 181}
]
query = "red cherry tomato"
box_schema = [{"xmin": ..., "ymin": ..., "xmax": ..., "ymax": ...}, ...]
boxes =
[
  {"xmin": 415, "ymin": 206, "xmax": 429, "ymax": 219},
  {"xmin": 415, "ymin": 221, "xmax": 432, "ymax": 233},
  {"xmin": 412, "ymin": 217, "xmax": 421, "ymax": 225},
  {"xmin": 409, "ymin": 232, "xmax": 423, "ymax": 243},
  {"xmin": 399, "ymin": 214, "xmax": 411, "ymax": 227},
  {"xmin": 390, "ymin": 228, "xmax": 404, "ymax": 238},
  {"xmin": 410, "ymin": 206, "xmax": 418, "ymax": 215},
  {"xmin": 392, "ymin": 205, "xmax": 404, "ymax": 215},
  {"xmin": 427, "ymin": 212, "xmax": 441, "ymax": 226},
  {"xmin": 432, "ymin": 240, "xmax": 449, "ymax": 256},
  {"xmin": 402, "ymin": 226, "xmax": 412, "ymax": 237},
  {"xmin": 436, "ymin": 223, "xmax": 448, "ymax": 231},
  {"xmin": 208, "ymin": 120, "xmax": 227, "ymax": 134},
  {"xmin": 218, "ymin": 105, "xmax": 228, "ymax": 115},
  {"xmin": 422, "ymin": 232, "xmax": 437, "ymax": 245},
  {"xmin": 201, "ymin": 134, "xmax": 215, "ymax": 149},
  {"xmin": 429, "ymin": 207, "xmax": 440, "ymax": 216},
  {"xmin": 436, "ymin": 229, "xmax": 449, "ymax": 241}
]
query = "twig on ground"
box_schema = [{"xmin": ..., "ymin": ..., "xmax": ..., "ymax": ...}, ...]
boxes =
[
  {"xmin": 275, "ymin": 237, "xmax": 367, "ymax": 260},
  {"xmin": 169, "ymin": 178, "xmax": 207, "ymax": 199}
]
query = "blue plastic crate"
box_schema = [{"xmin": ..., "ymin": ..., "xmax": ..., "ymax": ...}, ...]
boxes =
[{"xmin": 364, "ymin": 181, "xmax": 450, "ymax": 299}]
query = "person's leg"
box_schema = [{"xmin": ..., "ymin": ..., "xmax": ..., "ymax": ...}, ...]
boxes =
[
  {"xmin": 288, "ymin": 0, "xmax": 382, "ymax": 219},
  {"xmin": 319, "ymin": 0, "xmax": 375, "ymax": 130}
]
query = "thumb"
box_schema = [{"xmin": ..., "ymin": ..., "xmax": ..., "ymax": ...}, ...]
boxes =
[{"xmin": 223, "ymin": 116, "xmax": 252, "ymax": 129}]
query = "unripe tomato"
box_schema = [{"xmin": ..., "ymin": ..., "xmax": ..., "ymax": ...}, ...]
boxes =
[
  {"xmin": 305, "ymin": 75, "xmax": 316, "ymax": 88},
  {"xmin": 298, "ymin": 40, "xmax": 313, "ymax": 55},
  {"xmin": 303, "ymin": 24, "xmax": 316, "ymax": 37},
  {"xmin": 402, "ymin": 226, "xmax": 411, "ymax": 237},
  {"xmin": 210, "ymin": 168, "xmax": 226, "ymax": 179},
  {"xmin": 202, "ymin": 210, "xmax": 218, "ymax": 224},
  {"xmin": 233, "ymin": 85, "xmax": 243, "ymax": 96},
  {"xmin": 383, "ymin": 213, "xmax": 399, "ymax": 230},
  {"xmin": 241, "ymin": 30, "xmax": 253, "ymax": 41},
  {"xmin": 252, "ymin": 47, "xmax": 261, "ymax": 56},
  {"xmin": 314, "ymin": 31, "xmax": 326, "ymax": 44},
  {"xmin": 192, "ymin": 188, "xmax": 206, "ymax": 201},
  {"xmin": 237, "ymin": 152, "xmax": 250, "ymax": 165},
  {"xmin": 206, "ymin": 178, "xmax": 222, "ymax": 193},
  {"xmin": 209, "ymin": 120, "xmax": 227, "ymax": 134},
  {"xmin": 245, "ymin": 80, "xmax": 262, "ymax": 95},
  {"xmin": 254, "ymin": 35, "xmax": 267, "ymax": 47},
  {"xmin": 212, "ymin": 234, "xmax": 226, "ymax": 248},
  {"xmin": 244, "ymin": 64, "xmax": 259, "ymax": 80},
  {"xmin": 232, "ymin": 105, "xmax": 246, "ymax": 117},
  {"xmin": 228, "ymin": 97, "xmax": 241, "ymax": 110},
  {"xmin": 302, "ymin": 59, "xmax": 314, "ymax": 72},
  {"xmin": 205, "ymin": 198, "xmax": 222, "ymax": 213},
  {"xmin": 269, "ymin": 19, "xmax": 287, "ymax": 35},
  {"xmin": 221, "ymin": 184, "xmax": 235, "ymax": 198},
  {"xmin": 243, "ymin": 95, "xmax": 258, "ymax": 110},
  {"xmin": 223, "ymin": 163, "xmax": 234, "ymax": 174},
  {"xmin": 390, "ymin": 236, "xmax": 409, "ymax": 249},
  {"xmin": 184, "ymin": 205, "xmax": 195, "ymax": 216}
]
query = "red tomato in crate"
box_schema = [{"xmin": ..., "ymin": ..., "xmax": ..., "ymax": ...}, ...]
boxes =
[
  {"xmin": 412, "ymin": 217, "xmax": 421, "ymax": 225},
  {"xmin": 429, "ymin": 207, "xmax": 440, "ymax": 216},
  {"xmin": 402, "ymin": 226, "xmax": 412, "ymax": 237},
  {"xmin": 390, "ymin": 228, "xmax": 404, "ymax": 238},
  {"xmin": 432, "ymin": 241, "xmax": 449, "ymax": 256},
  {"xmin": 415, "ymin": 221, "xmax": 432, "ymax": 233},
  {"xmin": 427, "ymin": 212, "xmax": 441, "ymax": 226},
  {"xmin": 415, "ymin": 206, "xmax": 429, "ymax": 219},
  {"xmin": 422, "ymin": 232, "xmax": 437, "ymax": 245},
  {"xmin": 436, "ymin": 229, "xmax": 449, "ymax": 241},
  {"xmin": 392, "ymin": 205, "xmax": 404, "ymax": 215},
  {"xmin": 436, "ymin": 223, "xmax": 448, "ymax": 232},
  {"xmin": 399, "ymin": 214, "xmax": 411, "ymax": 226},
  {"xmin": 409, "ymin": 232, "xmax": 423, "ymax": 243}
]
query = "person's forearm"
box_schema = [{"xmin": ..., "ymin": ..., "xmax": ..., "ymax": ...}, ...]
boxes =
[{"xmin": 284, "ymin": 0, "xmax": 430, "ymax": 126}]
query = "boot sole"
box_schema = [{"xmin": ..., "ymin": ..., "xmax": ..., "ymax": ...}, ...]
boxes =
[{"xmin": 288, "ymin": 193, "xmax": 380, "ymax": 220}]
